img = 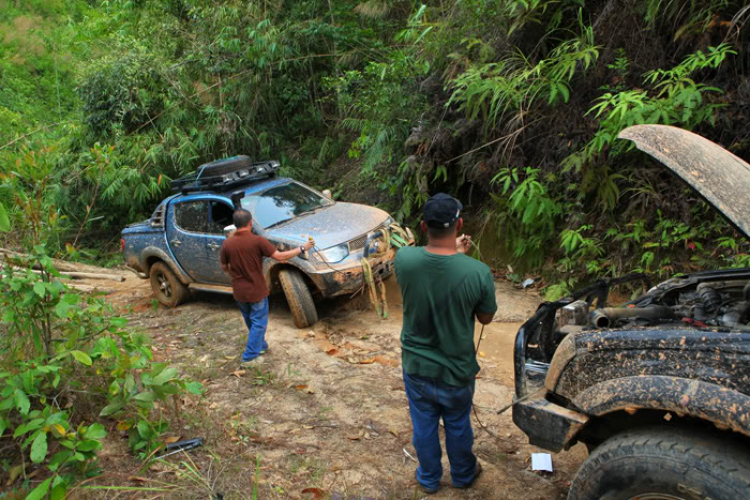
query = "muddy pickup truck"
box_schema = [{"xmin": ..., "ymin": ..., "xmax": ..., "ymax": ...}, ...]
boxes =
[
  {"xmin": 513, "ymin": 125, "xmax": 750, "ymax": 500},
  {"xmin": 122, "ymin": 156, "xmax": 413, "ymax": 328}
]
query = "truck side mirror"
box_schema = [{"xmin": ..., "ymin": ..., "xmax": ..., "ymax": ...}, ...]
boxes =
[{"xmin": 322, "ymin": 189, "xmax": 332, "ymax": 199}]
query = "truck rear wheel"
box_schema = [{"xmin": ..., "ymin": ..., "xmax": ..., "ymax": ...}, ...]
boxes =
[
  {"xmin": 569, "ymin": 425, "xmax": 750, "ymax": 500},
  {"xmin": 278, "ymin": 268, "xmax": 318, "ymax": 328},
  {"xmin": 149, "ymin": 262, "xmax": 189, "ymax": 307}
]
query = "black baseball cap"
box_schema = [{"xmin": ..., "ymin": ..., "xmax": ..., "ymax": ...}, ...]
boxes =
[{"xmin": 423, "ymin": 193, "xmax": 463, "ymax": 228}]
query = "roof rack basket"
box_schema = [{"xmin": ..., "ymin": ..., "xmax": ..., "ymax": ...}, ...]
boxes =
[{"xmin": 170, "ymin": 156, "xmax": 280, "ymax": 194}]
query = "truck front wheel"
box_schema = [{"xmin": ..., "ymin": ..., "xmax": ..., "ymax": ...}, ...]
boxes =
[
  {"xmin": 278, "ymin": 268, "xmax": 318, "ymax": 328},
  {"xmin": 569, "ymin": 425, "xmax": 750, "ymax": 500},
  {"xmin": 149, "ymin": 262, "xmax": 189, "ymax": 307}
]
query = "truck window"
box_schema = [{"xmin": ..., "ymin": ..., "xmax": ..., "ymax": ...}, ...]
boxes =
[
  {"xmin": 175, "ymin": 200, "xmax": 208, "ymax": 233},
  {"xmin": 208, "ymin": 201, "xmax": 234, "ymax": 234}
]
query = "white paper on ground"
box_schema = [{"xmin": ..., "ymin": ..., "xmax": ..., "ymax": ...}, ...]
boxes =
[{"xmin": 531, "ymin": 453, "xmax": 553, "ymax": 472}]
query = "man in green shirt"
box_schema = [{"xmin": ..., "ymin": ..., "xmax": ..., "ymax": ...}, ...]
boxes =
[{"xmin": 395, "ymin": 193, "xmax": 497, "ymax": 494}]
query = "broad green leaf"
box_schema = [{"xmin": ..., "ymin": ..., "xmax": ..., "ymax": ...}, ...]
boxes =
[
  {"xmin": 30, "ymin": 431, "xmax": 48, "ymax": 463},
  {"xmin": 70, "ymin": 350, "xmax": 92, "ymax": 366},
  {"xmin": 50, "ymin": 483, "xmax": 67, "ymax": 500},
  {"xmin": 134, "ymin": 391, "xmax": 156, "ymax": 402},
  {"xmin": 55, "ymin": 301, "xmax": 72, "ymax": 318},
  {"xmin": 26, "ymin": 477, "xmax": 51, "ymax": 500},
  {"xmin": 151, "ymin": 367, "xmax": 178, "ymax": 386},
  {"xmin": 0, "ymin": 202, "xmax": 9, "ymax": 232},
  {"xmin": 14, "ymin": 389, "xmax": 30, "ymax": 415},
  {"xmin": 109, "ymin": 380, "xmax": 120, "ymax": 396},
  {"xmin": 48, "ymin": 450, "xmax": 73, "ymax": 471},
  {"xmin": 76, "ymin": 439, "xmax": 102, "ymax": 452},
  {"xmin": 85, "ymin": 423, "xmax": 106, "ymax": 440},
  {"xmin": 186, "ymin": 381, "xmax": 203, "ymax": 395},
  {"xmin": 99, "ymin": 401, "xmax": 123, "ymax": 417},
  {"xmin": 136, "ymin": 419, "xmax": 150, "ymax": 438},
  {"xmin": 33, "ymin": 282, "xmax": 46, "ymax": 298}
]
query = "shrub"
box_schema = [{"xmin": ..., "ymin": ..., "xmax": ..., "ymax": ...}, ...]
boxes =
[{"xmin": 0, "ymin": 247, "xmax": 202, "ymax": 498}]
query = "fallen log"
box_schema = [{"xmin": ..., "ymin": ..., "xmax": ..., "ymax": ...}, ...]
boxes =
[
  {"xmin": 8, "ymin": 266, "xmax": 125, "ymax": 282},
  {"xmin": 0, "ymin": 248, "xmax": 124, "ymax": 278},
  {"xmin": 53, "ymin": 271, "xmax": 125, "ymax": 282}
]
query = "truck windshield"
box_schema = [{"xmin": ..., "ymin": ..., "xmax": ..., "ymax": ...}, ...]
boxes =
[{"xmin": 240, "ymin": 182, "xmax": 333, "ymax": 229}]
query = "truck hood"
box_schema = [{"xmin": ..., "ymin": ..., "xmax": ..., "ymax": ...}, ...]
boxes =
[
  {"xmin": 265, "ymin": 201, "xmax": 389, "ymax": 249},
  {"xmin": 619, "ymin": 125, "xmax": 750, "ymax": 239}
]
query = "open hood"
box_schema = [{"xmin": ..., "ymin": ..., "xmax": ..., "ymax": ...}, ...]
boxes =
[{"xmin": 618, "ymin": 124, "xmax": 750, "ymax": 239}]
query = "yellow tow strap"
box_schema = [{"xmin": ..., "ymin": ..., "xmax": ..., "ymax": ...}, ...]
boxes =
[{"xmin": 360, "ymin": 224, "xmax": 411, "ymax": 319}]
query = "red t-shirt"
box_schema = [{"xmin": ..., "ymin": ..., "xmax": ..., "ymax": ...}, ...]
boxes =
[{"xmin": 219, "ymin": 229, "xmax": 277, "ymax": 303}]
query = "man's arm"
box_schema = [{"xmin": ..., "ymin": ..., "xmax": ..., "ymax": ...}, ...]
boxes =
[
  {"xmin": 270, "ymin": 240, "xmax": 315, "ymax": 262},
  {"xmin": 475, "ymin": 311, "xmax": 494, "ymax": 325},
  {"xmin": 475, "ymin": 269, "xmax": 498, "ymax": 325},
  {"xmin": 220, "ymin": 246, "xmax": 230, "ymax": 274}
]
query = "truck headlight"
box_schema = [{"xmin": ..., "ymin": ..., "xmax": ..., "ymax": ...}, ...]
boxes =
[{"xmin": 318, "ymin": 243, "xmax": 349, "ymax": 263}]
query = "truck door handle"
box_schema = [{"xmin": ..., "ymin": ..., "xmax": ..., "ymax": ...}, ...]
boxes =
[
  {"xmin": 170, "ymin": 239, "xmax": 181, "ymax": 247},
  {"xmin": 207, "ymin": 242, "xmax": 220, "ymax": 251}
]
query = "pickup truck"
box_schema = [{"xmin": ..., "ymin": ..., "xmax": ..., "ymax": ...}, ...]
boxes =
[
  {"xmin": 512, "ymin": 125, "xmax": 750, "ymax": 500},
  {"xmin": 121, "ymin": 155, "xmax": 414, "ymax": 328}
]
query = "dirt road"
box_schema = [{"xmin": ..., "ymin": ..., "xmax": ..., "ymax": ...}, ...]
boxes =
[{"xmin": 86, "ymin": 271, "xmax": 586, "ymax": 499}]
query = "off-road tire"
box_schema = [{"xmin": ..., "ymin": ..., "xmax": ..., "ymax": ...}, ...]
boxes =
[
  {"xmin": 278, "ymin": 268, "xmax": 318, "ymax": 328},
  {"xmin": 149, "ymin": 262, "xmax": 189, "ymax": 307},
  {"xmin": 200, "ymin": 155, "xmax": 253, "ymax": 177},
  {"xmin": 569, "ymin": 425, "xmax": 750, "ymax": 500}
]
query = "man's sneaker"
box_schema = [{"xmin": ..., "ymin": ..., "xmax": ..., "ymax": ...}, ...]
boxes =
[
  {"xmin": 453, "ymin": 461, "xmax": 482, "ymax": 489},
  {"xmin": 239, "ymin": 356, "xmax": 265, "ymax": 368},
  {"xmin": 260, "ymin": 347, "xmax": 270, "ymax": 355}
]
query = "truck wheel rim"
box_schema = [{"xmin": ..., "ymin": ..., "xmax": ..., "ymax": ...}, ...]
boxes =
[{"xmin": 157, "ymin": 273, "xmax": 172, "ymax": 298}]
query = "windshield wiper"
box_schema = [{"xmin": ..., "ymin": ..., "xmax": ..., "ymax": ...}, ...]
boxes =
[{"xmin": 264, "ymin": 218, "xmax": 294, "ymax": 230}]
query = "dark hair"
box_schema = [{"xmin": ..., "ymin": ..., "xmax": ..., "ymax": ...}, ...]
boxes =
[
  {"xmin": 233, "ymin": 209, "xmax": 253, "ymax": 228},
  {"xmin": 426, "ymin": 220, "xmax": 457, "ymax": 239}
]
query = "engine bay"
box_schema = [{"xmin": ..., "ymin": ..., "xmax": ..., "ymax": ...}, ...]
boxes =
[{"xmin": 559, "ymin": 277, "xmax": 750, "ymax": 332}]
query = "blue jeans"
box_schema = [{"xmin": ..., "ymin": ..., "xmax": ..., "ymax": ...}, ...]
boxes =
[
  {"xmin": 237, "ymin": 298, "xmax": 269, "ymax": 362},
  {"xmin": 403, "ymin": 371, "xmax": 477, "ymax": 491}
]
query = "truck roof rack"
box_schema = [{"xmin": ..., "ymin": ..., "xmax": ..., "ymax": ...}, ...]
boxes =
[{"xmin": 170, "ymin": 157, "xmax": 280, "ymax": 194}]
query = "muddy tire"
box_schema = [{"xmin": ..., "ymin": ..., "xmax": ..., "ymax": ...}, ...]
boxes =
[
  {"xmin": 279, "ymin": 268, "xmax": 318, "ymax": 328},
  {"xmin": 149, "ymin": 262, "xmax": 189, "ymax": 307},
  {"xmin": 200, "ymin": 155, "xmax": 253, "ymax": 176},
  {"xmin": 568, "ymin": 425, "xmax": 750, "ymax": 500}
]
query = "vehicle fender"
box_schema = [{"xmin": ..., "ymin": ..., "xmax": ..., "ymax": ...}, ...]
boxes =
[
  {"xmin": 141, "ymin": 246, "xmax": 193, "ymax": 285},
  {"xmin": 572, "ymin": 375, "xmax": 750, "ymax": 438},
  {"xmin": 263, "ymin": 259, "xmax": 314, "ymax": 293}
]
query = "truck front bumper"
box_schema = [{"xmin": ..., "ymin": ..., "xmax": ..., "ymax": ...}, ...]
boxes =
[
  {"xmin": 308, "ymin": 247, "xmax": 399, "ymax": 298},
  {"xmin": 512, "ymin": 395, "xmax": 589, "ymax": 453}
]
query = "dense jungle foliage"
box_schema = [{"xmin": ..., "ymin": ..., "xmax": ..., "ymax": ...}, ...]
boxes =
[{"xmin": 3, "ymin": 0, "xmax": 750, "ymax": 295}]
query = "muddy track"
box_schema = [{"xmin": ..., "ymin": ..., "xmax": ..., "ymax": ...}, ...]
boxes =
[{"xmin": 84, "ymin": 271, "xmax": 585, "ymax": 499}]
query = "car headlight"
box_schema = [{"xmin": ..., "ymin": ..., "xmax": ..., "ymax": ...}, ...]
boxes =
[{"xmin": 318, "ymin": 243, "xmax": 349, "ymax": 263}]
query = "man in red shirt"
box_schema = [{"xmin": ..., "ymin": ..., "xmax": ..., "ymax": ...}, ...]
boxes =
[{"xmin": 220, "ymin": 209, "xmax": 314, "ymax": 365}]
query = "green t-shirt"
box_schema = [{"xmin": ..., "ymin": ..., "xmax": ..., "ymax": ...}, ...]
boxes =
[{"xmin": 395, "ymin": 246, "xmax": 498, "ymax": 387}]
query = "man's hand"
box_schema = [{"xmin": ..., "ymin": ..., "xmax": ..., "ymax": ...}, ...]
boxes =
[
  {"xmin": 271, "ymin": 238, "xmax": 316, "ymax": 262},
  {"xmin": 456, "ymin": 234, "xmax": 472, "ymax": 254}
]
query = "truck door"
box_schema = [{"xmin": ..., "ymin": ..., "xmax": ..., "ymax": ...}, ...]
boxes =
[
  {"xmin": 203, "ymin": 199, "xmax": 235, "ymax": 285},
  {"xmin": 165, "ymin": 198, "xmax": 218, "ymax": 283}
]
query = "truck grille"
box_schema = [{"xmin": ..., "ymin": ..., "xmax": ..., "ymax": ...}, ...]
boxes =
[
  {"xmin": 348, "ymin": 234, "xmax": 368, "ymax": 251},
  {"xmin": 348, "ymin": 224, "xmax": 386, "ymax": 252}
]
